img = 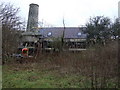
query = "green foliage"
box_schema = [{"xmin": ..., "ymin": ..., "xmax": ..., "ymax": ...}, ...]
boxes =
[
  {"xmin": 112, "ymin": 18, "xmax": 120, "ymax": 38},
  {"xmin": 50, "ymin": 37, "xmax": 63, "ymax": 52},
  {"xmin": 85, "ymin": 16, "xmax": 112, "ymax": 45}
]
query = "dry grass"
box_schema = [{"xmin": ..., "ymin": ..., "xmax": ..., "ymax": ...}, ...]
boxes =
[
  {"xmin": 35, "ymin": 40, "xmax": 118, "ymax": 88},
  {"xmin": 4, "ymin": 40, "xmax": 118, "ymax": 88}
]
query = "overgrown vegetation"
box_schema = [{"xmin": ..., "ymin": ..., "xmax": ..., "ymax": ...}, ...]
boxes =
[
  {"xmin": 85, "ymin": 16, "xmax": 119, "ymax": 46},
  {"xmin": 1, "ymin": 2, "xmax": 119, "ymax": 89},
  {"xmin": 0, "ymin": 3, "xmax": 25, "ymax": 63},
  {"xmin": 3, "ymin": 40, "xmax": 118, "ymax": 88}
]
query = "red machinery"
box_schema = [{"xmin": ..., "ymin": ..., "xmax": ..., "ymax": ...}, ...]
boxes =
[{"xmin": 22, "ymin": 48, "xmax": 28, "ymax": 57}]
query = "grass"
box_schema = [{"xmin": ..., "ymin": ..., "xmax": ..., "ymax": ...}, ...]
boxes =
[
  {"xmin": 0, "ymin": 65, "xmax": 2, "ymax": 89},
  {"xmin": 2, "ymin": 40, "xmax": 119, "ymax": 88},
  {"xmin": 2, "ymin": 64, "xmax": 92, "ymax": 88},
  {"xmin": 2, "ymin": 62, "xmax": 118, "ymax": 88}
]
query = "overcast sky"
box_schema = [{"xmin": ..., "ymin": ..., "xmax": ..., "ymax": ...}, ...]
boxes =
[{"xmin": 0, "ymin": 0, "xmax": 119, "ymax": 27}]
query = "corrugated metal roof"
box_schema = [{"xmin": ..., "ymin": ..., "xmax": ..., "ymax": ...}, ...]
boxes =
[{"xmin": 38, "ymin": 27, "xmax": 87, "ymax": 39}]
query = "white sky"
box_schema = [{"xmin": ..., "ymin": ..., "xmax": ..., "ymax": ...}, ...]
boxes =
[{"xmin": 0, "ymin": 0, "xmax": 119, "ymax": 27}]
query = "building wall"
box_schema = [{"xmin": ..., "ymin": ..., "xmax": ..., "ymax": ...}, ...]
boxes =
[{"xmin": 21, "ymin": 36, "xmax": 39, "ymax": 42}]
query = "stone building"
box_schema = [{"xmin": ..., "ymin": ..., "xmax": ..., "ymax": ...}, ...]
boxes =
[{"xmin": 17, "ymin": 3, "xmax": 87, "ymax": 56}]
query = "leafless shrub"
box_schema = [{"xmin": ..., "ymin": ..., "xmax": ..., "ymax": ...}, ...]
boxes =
[
  {"xmin": 34, "ymin": 40, "xmax": 118, "ymax": 88},
  {"xmin": 1, "ymin": 3, "xmax": 24, "ymax": 63}
]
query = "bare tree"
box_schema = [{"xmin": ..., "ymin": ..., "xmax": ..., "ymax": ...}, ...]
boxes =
[{"xmin": 0, "ymin": 3, "xmax": 24, "ymax": 62}]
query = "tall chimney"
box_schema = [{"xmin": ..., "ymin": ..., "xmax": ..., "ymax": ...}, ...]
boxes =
[
  {"xmin": 27, "ymin": 3, "xmax": 39, "ymax": 31},
  {"xmin": 118, "ymin": 1, "xmax": 120, "ymax": 18}
]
